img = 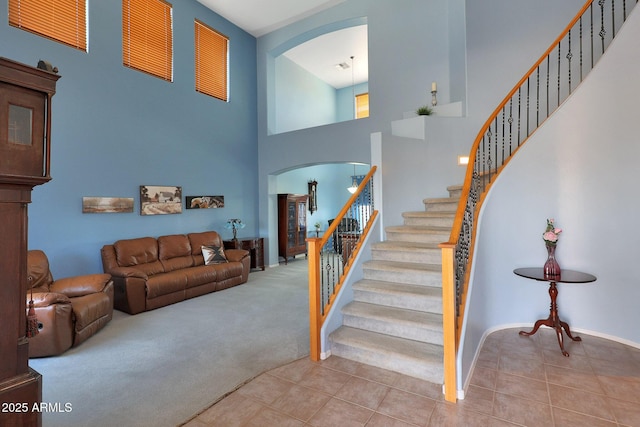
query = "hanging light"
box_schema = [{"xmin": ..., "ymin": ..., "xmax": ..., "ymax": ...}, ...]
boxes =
[
  {"xmin": 347, "ymin": 164, "xmax": 358, "ymax": 193},
  {"xmin": 351, "ymin": 55, "xmax": 355, "ymax": 119}
]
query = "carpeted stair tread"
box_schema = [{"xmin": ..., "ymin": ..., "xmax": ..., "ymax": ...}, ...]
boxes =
[
  {"xmin": 423, "ymin": 197, "xmax": 458, "ymax": 204},
  {"xmin": 402, "ymin": 211, "xmax": 456, "ymax": 218},
  {"xmin": 363, "ymin": 260, "xmax": 441, "ymax": 273},
  {"xmin": 342, "ymin": 301, "xmax": 443, "ymax": 344},
  {"xmin": 386, "ymin": 225, "xmax": 452, "ymax": 233},
  {"xmin": 353, "ymin": 279, "xmax": 443, "ymax": 313},
  {"xmin": 402, "ymin": 211, "xmax": 455, "ymax": 228},
  {"xmin": 363, "ymin": 260, "xmax": 442, "ymax": 287},
  {"xmin": 372, "ymin": 241, "xmax": 441, "ymax": 251},
  {"xmin": 329, "ymin": 326, "xmax": 444, "ymax": 383}
]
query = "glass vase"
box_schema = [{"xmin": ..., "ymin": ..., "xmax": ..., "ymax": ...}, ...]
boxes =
[{"xmin": 544, "ymin": 243, "xmax": 561, "ymax": 277}]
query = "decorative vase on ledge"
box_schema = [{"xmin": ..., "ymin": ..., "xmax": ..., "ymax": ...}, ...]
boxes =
[{"xmin": 544, "ymin": 243, "xmax": 561, "ymax": 277}]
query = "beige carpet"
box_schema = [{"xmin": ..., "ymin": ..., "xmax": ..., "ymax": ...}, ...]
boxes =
[{"xmin": 29, "ymin": 258, "xmax": 310, "ymax": 427}]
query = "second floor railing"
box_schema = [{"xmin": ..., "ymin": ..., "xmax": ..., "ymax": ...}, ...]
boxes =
[
  {"xmin": 307, "ymin": 166, "xmax": 378, "ymax": 361},
  {"xmin": 440, "ymin": 0, "xmax": 638, "ymax": 403}
]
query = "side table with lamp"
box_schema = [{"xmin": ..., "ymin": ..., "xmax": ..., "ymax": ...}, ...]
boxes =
[{"xmin": 223, "ymin": 219, "xmax": 264, "ymax": 271}]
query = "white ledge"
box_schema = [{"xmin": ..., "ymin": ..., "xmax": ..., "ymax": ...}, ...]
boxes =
[{"xmin": 392, "ymin": 102, "xmax": 464, "ymax": 140}]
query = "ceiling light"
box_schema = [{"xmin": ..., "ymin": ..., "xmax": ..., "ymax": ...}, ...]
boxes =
[
  {"xmin": 335, "ymin": 62, "xmax": 350, "ymax": 70},
  {"xmin": 347, "ymin": 164, "xmax": 358, "ymax": 193}
]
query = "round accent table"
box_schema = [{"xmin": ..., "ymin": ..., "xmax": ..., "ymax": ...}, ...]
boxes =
[{"xmin": 514, "ymin": 268, "xmax": 596, "ymax": 356}]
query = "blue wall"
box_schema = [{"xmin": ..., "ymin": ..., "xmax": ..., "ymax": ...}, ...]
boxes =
[
  {"xmin": 0, "ymin": 0, "xmax": 258, "ymax": 277},
  {"xmin": 274, "ymin": 55, "xmax": 337, "ymax": 133},
  {"xmin": 275, "ymin": 163, "xmax": 370, "ymax": 234},
  {"xmin": 336, "ymin": 82, "xmax": 369, "ymax": 122}
]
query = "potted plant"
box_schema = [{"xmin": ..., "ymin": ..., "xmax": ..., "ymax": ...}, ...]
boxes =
[{"xmin": 416, "ymin": 105, "xmax": 434, "ymax": 116}]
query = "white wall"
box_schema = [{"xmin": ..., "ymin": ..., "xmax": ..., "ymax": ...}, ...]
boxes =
[{"xmin": 461, "ymin": 4, "xmax": 640, "ymax": 390}]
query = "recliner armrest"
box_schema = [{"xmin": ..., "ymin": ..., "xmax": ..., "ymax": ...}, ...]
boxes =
[
  {"xmin": 225, "ymin": 249, "xmax": 249, "ymax": 263},
  {"xmin": 29, "ymin": 291, "xmax": 71, "ymax": 307},
  {"xmin": 50, "ymin": 273, "xmax": 112, "ymax": 298},
  {"xmin": 103, "ymin": 266, "xmax": 149, "ymax": 280}
]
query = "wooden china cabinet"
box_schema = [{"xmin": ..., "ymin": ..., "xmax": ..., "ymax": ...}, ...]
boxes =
[
  {"xmin": 277, "ymin": 194, "xmax": 308, "ymax": 264},
  {"xmin": 0, "ymin": 57, "xmax": 59, "ymax": 427}
]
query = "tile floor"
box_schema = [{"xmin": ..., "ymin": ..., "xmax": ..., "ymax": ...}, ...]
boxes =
[{"xmin": 182, "ymin": 327, "xmax": 640, "ymax": 426}]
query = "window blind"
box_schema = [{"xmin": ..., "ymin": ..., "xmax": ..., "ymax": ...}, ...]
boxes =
[
  {"xmin": 195, "ymin": 20, "xmax": 228, "ymax": 101},
  {"xmin": 356, "ymin": 93, "xmax": 369, "ymax": 118},
  {"xmin": 8, "ymin": 0, "xmax": 87, "ymax": 51},
  {"xmin": 122, "ymin": 0, "xmax": 173, "ymax": 82}
]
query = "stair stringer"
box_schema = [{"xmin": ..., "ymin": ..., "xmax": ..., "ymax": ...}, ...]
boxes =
[{"xmin": 319, "ymin": 214, "xmax": 382, "ymax": 359}]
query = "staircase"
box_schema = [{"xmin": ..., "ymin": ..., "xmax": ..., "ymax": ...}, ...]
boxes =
[{"xmin": 329, "ymin": 185, "xmax": 461, "ymax": 383}]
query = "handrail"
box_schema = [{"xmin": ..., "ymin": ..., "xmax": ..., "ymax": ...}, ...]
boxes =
[
  {"xmin": 440, "ymin": 0, "xmax": 637, "ymax": 403},
  {"xmin": 308, "ymin": 165, "xmax": 377, "ymax": 361}
]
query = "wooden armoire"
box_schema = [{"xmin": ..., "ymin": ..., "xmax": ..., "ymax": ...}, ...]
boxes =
[
  {"xmin": 0, "ymin": 57, "xmax": 59, "ymax": 427},
  {"xmin": 277, "ymin": 194, "xmax": 308, "ymax": 264}
]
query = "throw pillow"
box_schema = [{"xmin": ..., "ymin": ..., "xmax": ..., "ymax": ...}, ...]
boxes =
[{"xmin": 202, "ymin": 245, "xmax": 228, "ymax": 265}]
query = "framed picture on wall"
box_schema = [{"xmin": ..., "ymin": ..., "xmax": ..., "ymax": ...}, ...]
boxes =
[
  {"xmin": 185, "ymin": 195, "xmax": 224, "ymax": 209},
  {"xmin": 82, "ymin": 197, "xmax": 134, "ymax": 213},
  {"xmin": 140, "ymin": 185, "xmax": 182, "ymax": 215}
]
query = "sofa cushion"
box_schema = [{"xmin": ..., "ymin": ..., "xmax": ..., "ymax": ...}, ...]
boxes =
[
  {"xmin": 188, "ymin": 231, "xmax": 223, "ymax": 266},
  {"xmin": 184, "ymin": 265, "xmax": 217, "ymax": 288},
  {"xmin": 71, "ymin": 292, "xmax": 113, "ymax": 331},
  {"xmin": 158, "ymin": 234, "xmax": 193, "ymax": 272},
  {"xmin": 202, "ymin": 245, "xmax": 227, "ymax": 265},
  {"xmin": 27, "ymin": 249, "xmax": 54, "ymax": 291},
  {"xmin": 114, "ymin": 237, "xmax": 163, "ymax": 273},
  {"xmin": 146, "ymin": 271, "xmax": 188, "ymax": 299}
]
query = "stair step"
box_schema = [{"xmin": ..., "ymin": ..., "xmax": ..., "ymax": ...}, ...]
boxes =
[
  {"xmin": 423, "ymin": 197, "xmax": 458, "ymax": 212},
  {"xmin": 329, "ymin": 327, "xmax": 444, "ymax": 383},
  {"xmin": 353, "ymin": 279, "xmax": 443, "ymax": 313},
  {"xmin": 371, "ymin": 241, "xmax": 442, "ymax": 264},
  {"xmin": 447, "ymin": 185, "xmax": 463, "ymax": 199},
  {"xmin": 342, "ymin": 301, "xmax": 443, "ymax": 344},
  {"xmin": 363, "ymin": 260, "xmax": 442, "ymax": 287},
  {"xmin": 402, "ymin": 211, "xmax": 455, "ymax": 227},
  {"xmin": 385, "ymin": 225, "xmax": 450, "ymax": 244}
]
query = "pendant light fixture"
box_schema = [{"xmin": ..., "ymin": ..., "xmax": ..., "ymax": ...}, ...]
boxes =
[
  {"xmin": 347, "ymin": 164, "xmax": 358, "ymax": 194},
  {"xmin": 351, "ymin": 55, "xmax": 355, "ymax": 119}
]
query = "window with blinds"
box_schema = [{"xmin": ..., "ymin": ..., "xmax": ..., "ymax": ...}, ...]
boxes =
[
  {"xmin": 194, "ymin": 20, "xmax": 228, "ymax": 102},
  {"xmin": 356, "ymin": 93, "xmax": 369, "ymax": 119},
  {"xmin": 122, "ymin": 0, "xmax": 173, "ymax": 82},
  {"xmin": 8, "ymin": 0, "xmax": 87, "ymax": 51}
]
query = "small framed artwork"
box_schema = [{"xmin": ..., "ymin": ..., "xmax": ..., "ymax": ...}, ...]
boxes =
[
  {"xmin": 82, "ymin": 197, "xmax": 134, "ymax": 213},
  {"xmin": 308, "ymin": 180, "xmax": 317, "ymax": 214},
  {"xmin": 186, "ymin": 195, "xmax": 224, "ymax": 209},
  {"xmin": 140, "ymin": 185, "xmax": 182, "ymax": 215}
]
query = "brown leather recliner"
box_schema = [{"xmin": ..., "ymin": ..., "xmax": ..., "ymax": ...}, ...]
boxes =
[{"xmin": 26, "ymin": 250, "xmax": 114, "ymax": 357}]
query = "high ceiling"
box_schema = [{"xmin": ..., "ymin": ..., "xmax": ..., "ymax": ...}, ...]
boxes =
[
  {"xmin": 196, "ymin": 0, "xmax": 346, "ymax": 37},
  {"xmin": 196, "ymin": 0, "xmax": 368, "ymax": 89}
]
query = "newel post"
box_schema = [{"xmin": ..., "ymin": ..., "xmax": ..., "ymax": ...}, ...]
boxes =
[
  {"xmin": 307, "ymin": 237, "xmax": 322, "ymax": 361},
  {"xmin": 440, "ymin": 242, "xmax": 457, "ymax": 403}
]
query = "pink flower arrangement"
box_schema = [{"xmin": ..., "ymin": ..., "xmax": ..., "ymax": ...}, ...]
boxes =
[{"xmin": 542, "ymin": 218, "xmax": 562, "ymax": 245}]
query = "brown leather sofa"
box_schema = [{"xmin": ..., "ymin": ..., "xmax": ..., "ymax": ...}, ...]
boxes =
[
  {"xmin": 26, "ymin": 250, "xmax": 114, "ymax": 357},
  {"xmin": 101, "ymin": 231, "xmax": 250, "ymax": 315}
]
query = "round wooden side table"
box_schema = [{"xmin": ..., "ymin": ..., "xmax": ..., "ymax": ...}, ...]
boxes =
[{"xmin": 514, "ymin": 267, "xmax": 596, "ymax": 356}]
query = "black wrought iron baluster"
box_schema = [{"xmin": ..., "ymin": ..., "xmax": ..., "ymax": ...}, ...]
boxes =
[
  {"xmin": 517, "ymin": 87, "xmax": 522, "ymax": 146},
  {"xmin": 501, "ymin": 107, "xmax": 505, "ymax": 166},
  {"xmin": 557, "ymin": 42, "xmax": 561, "ymax": 108},
  {"xmin": 579, "ymin": 17, "xmax": 584, "ymax": 83},
  {"xmin": 567, "ymin": 28, "xmax": 573, "ymax": 94},
  {"xmin": 546, "ymin": 55, "xmax": 550, "ymax": 119},
  {"xmin": 526, "ymin": 78, "xmax": 530, "ymax": 137},
  {"xmin": 599, "ymin": 0, "xmax": 606, "ymax": 54},
  {"xmin": 535, "ymin": 67, "xmax": 540, "ymax": 128},
  {"xmin": 509, "ymin": 97, "xmax": 513, "ymax": 157},
  {"xmin": 486, "ymin": 127, "xmax": 493, "ymax": 183},
  {"xmin": 612, "ymin": 0, "xmax": 616, "ymax": 38},
  {"xmin": 591, "ymin": 4, "xmax": 595, "ymax": 69}
]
